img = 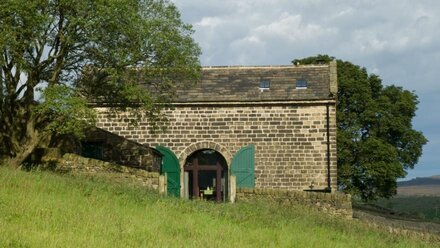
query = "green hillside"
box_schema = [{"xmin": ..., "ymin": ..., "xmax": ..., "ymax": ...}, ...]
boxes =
[
  {"xmin": 374, "ymin": 196, "xmax": 440, "ymax": 221},
  {"xmin": 375, "ymin": 175, "xmax": 440, "ymax": 221},
  {"xmin": 0, "ymin": 166, "xmax": 435, "ymax": 247}
]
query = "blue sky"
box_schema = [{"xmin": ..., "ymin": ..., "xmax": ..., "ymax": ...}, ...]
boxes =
[{"xmin": 172, "ymin": 0, "xmax": 440, "ymax": 180}]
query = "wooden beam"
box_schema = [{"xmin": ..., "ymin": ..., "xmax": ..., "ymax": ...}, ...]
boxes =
[
  {"xmin": 216, "ymin": 162, "xmax": 222, "ymax": 202},
  {"xmin": 192, "ymin": 158, "xmax": 199, "ymax": 199},
  {"xmin": 186, "ymin": 165, "xmax": 223, "ymax": 171}
]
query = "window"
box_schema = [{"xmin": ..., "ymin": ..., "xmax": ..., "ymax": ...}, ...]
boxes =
[
  {"xmin": 296, "ymin": 79, "xmax": 308, "ymax": 89},
  {"xmin": 259, "ymin": 79, "xmax": 270, "ymax": 89}
]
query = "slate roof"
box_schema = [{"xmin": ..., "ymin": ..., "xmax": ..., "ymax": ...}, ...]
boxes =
[{"xmin": 174, "ymin": 64, "xmax": 336, "ymax": 103}]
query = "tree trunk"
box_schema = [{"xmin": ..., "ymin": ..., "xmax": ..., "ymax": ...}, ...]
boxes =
[
  {"xmin": 1, "ymin": 112, "xmax": 50, "ymax": 168},
  {"xmin": 5, "ymin": 131, "xmax": 44, "ymax": 168},
  {"xmin": 7, "ymin": 139, "xmax": 41, "ymax": 168}
]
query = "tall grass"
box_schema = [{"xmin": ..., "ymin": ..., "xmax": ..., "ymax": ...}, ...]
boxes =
[{"xmin": 0, "ymin": 166, "xmax": 434, "ymax": 247}]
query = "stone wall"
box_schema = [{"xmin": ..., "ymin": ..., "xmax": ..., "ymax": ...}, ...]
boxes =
[
  {"xmin": 40, "ymin": 128, "xmax": 162, "ymax": 172},
  {"xmin": 81, "ymin": 127, "xmax": 162, "ymax": 171},
  {"xmin": 236, "ymin": 188, "xmax": 352, "ymax": 219},
  {"xmin": 96, "ymin": 101, "xmax": 337, "ymax": 191},
  {"xmin": 54, "ymin": 153, "xmax": 160, "ymax": 190}
]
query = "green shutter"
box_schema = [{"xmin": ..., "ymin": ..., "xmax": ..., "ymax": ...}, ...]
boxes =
[
  {"xmin": 156, "ymin": 146, "xmax": 180, "ymax": 197},
  {"xmin": 231, "ymin": 145, "xmax": 255, "ymax": 188}
]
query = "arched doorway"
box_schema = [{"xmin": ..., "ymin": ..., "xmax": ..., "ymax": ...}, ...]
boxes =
[{"xmin": 184, "ymin": 149, "xmax": 228, "ymax": 202}]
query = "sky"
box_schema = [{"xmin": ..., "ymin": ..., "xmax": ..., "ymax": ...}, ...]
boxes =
[{"xmin": 171, "ymin": 0, "xmax": 440, "ymax": 180}]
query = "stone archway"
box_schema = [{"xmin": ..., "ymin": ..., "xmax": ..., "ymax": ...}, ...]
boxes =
[
  {"xmin": 178, "ymin": 141, "xmax": 232, "ymax": 200},
  {"xmin": 178, "ymin": 141, "xmax": 232, "ymax": 169},
  {"xmin": 184, "ymin": 149, "xmax": 227, "ymax": 202}
]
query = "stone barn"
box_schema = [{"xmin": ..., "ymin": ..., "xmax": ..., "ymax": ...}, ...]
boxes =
[{"xmin": 95, "ymin": 62, "xmax": 338, "ymax": 202}]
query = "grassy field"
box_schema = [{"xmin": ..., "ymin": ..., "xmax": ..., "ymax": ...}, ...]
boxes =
[
  {"xmin": 0, "ymin": 166, "xmax": 436, "ymax": 248},
  {"xmin": 398, "ymin": 185, "xmax": 440, "ymax": 196},
  {"xmin": 375, "ymin": 196, "xmax": 440, "ymax": 221}
]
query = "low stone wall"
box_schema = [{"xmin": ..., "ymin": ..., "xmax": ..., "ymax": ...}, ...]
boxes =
[
  {"xmin": 236, "ymin": 188, "xmax": 352, "ymax": 219},
  {"xmin": 81, "ymin": 127, "xmax": 162, "ymax": 171},
  {"xmin": 52, "ymin": 153, "xmax": 160, "ymax": 190}
]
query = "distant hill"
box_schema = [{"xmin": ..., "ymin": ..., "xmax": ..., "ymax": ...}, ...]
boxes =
[
  {"xmin": 397, "ymin": 175, "xmax": 440, "ymax": 196},
  {"xmin": 398, "ymin": 176, "xmax": 440, "ymax": 187}
]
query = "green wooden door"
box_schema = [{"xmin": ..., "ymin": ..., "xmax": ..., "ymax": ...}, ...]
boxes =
[
  {"xmin": 231, "ymin": 145, "xmax": 255, "ymax": 188},
  {"xmin": 156, "ymin": 146, "xmax": 180, "ymax": 197}
]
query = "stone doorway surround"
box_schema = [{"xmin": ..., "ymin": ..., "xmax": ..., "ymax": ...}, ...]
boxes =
[
  {"xmin": 178, "ymin": 141, "xmax": 232, "ymax": 198},
  {"xmin": 184, "ymin": 150, "xmax": 227, "ymax": 202}
]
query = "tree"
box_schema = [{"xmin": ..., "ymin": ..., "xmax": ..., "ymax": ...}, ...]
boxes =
[
  {"xmin": 293, "ymin": 55, "xmax": 427, "ymax": 201},
  {"xmin": 0, "ymin": 0, "xmax": 201, "ymax": 167}
]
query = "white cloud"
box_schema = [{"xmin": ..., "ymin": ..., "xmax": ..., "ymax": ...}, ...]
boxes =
[
  {"xmin": 195, "ymin": 17, "xmax": 224, "ymax": 28},
  {"xmin": 334, "ymin": 7, "xmax": 354, "ymax": 18},
  {"xmin": 172, "ymin": 0, "xmax": 440, "ymax": 84},
  {"xmin": 254, "ymin": 13, "xmax": 336, "ymax": 42},
  {"xmin": 232, "ymin": 35, "xmax": 264, "ymax": 47}
]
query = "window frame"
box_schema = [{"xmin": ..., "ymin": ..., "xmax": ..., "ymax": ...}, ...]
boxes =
[
  {"xmin": 296, "ymin": 79, "xmax": 308, "ymax": 89},
  {"xmin": 259, "ymin": 79, "xmax": 270, "ymax": 90}
]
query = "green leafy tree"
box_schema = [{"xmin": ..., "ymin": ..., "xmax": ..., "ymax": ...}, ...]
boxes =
[
  {"xmin": 0, "ymin": 0, "xmax": 201, "ymax": 167},
  {"xmin": 293, "ymin": 55, "xmax": 427, "ymax": 201}
]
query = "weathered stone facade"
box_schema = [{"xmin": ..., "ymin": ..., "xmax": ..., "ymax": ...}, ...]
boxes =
[
  {"xmin": 94, "ymin": 62, "xmax": 338, "ymax": 196},
  {"xmin": 81, "ymin": 127, "xmax": 162, "ymax": 171},
  {"xmin": 36, "ymin": 128, "xmax": 163, "ymax": 172}
]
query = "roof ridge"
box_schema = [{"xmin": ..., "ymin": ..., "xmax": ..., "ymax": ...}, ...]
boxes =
[{"xmin": 202, "ymin": 64, "xmax": 328, "ymax": 69}]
